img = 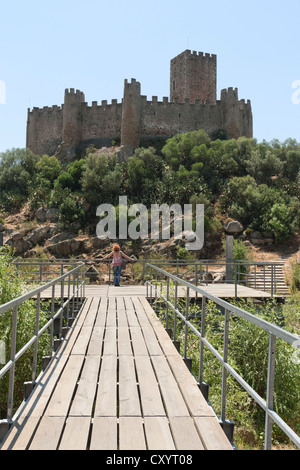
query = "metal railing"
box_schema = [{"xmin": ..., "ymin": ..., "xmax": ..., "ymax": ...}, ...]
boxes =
[
  {"xmin": 146, "ymin": 259, "xmax": 286, "ymax": 297},
  {"xmin": 145, "ymin": 263, "xmax": 300, "ymax": 450},
  {"xmin": 0, "ymin": 262, "xmax": 85, "ymax": 439},
  {"xmin": 12, "ymin": 258, "xmax": 287, "ymax": 297}
]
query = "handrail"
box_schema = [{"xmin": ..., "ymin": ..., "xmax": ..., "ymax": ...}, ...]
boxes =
[
  {"xmin": 11, "ymin": 258, "xmax": 286, "ymax": 296},
  {"xmin": 0, "ymin": 262, "xmax": 85, "ymax": 433},
  {"xmin": 145, "ymin": 263, "xmax": 300, "ymax": 450}
]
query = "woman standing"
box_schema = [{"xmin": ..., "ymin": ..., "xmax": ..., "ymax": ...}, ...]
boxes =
[{"xmin": 102, "ymin": 244, "xmax": 135, "ymax": 286}]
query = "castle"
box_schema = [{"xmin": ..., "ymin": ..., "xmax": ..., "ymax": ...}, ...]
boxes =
[{"xmin": 26, "ymin": 50, "xmax": 253, "ymax": 160}]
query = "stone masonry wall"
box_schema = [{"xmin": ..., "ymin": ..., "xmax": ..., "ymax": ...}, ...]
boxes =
[{"xmin": 26, "ymin": 50, "xmax": 253, "ymax": 158}]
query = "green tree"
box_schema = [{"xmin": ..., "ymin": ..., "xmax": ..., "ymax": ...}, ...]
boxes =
[
  {"xmin": 35, "ymin": 155, "xmax": 62, "ymax": 183},
  {"xmin": 0, "ymin": 148, "xmax": 39, "ymax": 210}
]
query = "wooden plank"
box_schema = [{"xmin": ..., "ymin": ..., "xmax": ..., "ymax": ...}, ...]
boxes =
[
  {"xmin": 83, "ymin": 297, "xmax": 98, "ymax": 326},
  {"xmin": 86, "ymin": 325, "xmax": 104, "ymax": 355},
  {"xmin": 58, "ymin": 417, "xmax": 91, "ymax": 450},
  {"xmin": 134, "ymin": 355, "xmax": 165, "ymax": 417},
  {"xmin": 29, "ymin": 417, "xmax": 65, "ymax": 450},
  {"xmin": 167, "ymin": 355, "xmax": 215, "ymax": 417},
  {"xmin": 140, "ymin": 325, "xmax": 163, "ymax": 356},
  {"xmin": 117, "ymin": 307, "xmax": 128, "ymax": 327},
  {"xmin": 119, "ymin": 417, "xmax": 146, "ymax": 450},
  {"xmin": 118, "ymin": 326, "xmax": 132, "ymax": 356},
  {"xmin": 45, "ymin": 355, "xmax": 85, "ymax": 417},
  {"xmin": 108, "ymin": 296, "xmax": 116, "ymax": 313},
  {"xmin": 69, "ymin": 355, "xmax": 100, "ymax": 417},
  {"xmin": 131, "ymin": 297, "xmax": 151, "ymax": 327},
  {"xmin": 1, "ymin": 416, "xmax": 40, "ymax": 450},
  {"xmin": 61, "ymin": 298, "xmax": 94, "ymax": 356},
  {"xmin": 106, "ymin": 308, "xmax": 117, "ymax": 328},
  {"xmin": 124, "ymin": 296, "xmax": 134, "ymax": 310},
  {"xmin": 94, "ymin": 355, "xmax": 117, "ymax": 417},
  {"xmin": 94, "ymin": 297, "xmax": 108, "ymax": 326},
  {"xmin": 102, "ymin": 327, "xmax": 117, "ymax": 356},
  {"xmin": 119, "ymin": 355, "xmax": 141, "ymax": 417},
  {"xmin": 169, "ymin": 417, "xmax": 204, "ymax": 450},
  {"xmin": 126, "ymin": 309, "xmax": 139, "ymax": 327},
  {"xmin": 144, "ymin": 417, "xmax": 175, "ymax": 450},
  {"xmin": 130, "ymin": 326, "xmax": 149, "ymax": 356},
  {"xmin": 90, "ymin": 417, "xmax": 118, "ymax": 450},
  {"xmin": 116, "ymin": 296, "xmax": 125, "ymax": 310},
  {"xmin": 193, "ymin": 417, "xmax": 233, "ymax": 450},
  {"xmin": 139, "ymin": 298, "xmax": 180, "ymax": 357},
  {"xmin": 70, "ymin": 325, "xmax": 93, "ymax": 355},
  {"xmin": 151, "ymin": 355, "xmax": 189, "ymax": 418}
]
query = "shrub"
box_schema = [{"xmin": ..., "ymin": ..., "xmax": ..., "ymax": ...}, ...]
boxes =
[{"xmin": 0, "ymin": 247, "xmax": 50, "ymax": 418}]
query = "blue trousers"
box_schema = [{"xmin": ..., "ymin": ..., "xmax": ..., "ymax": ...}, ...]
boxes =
[{"xmin": 113, "ymin": 265, "xmax": 121, "ymax": 286}]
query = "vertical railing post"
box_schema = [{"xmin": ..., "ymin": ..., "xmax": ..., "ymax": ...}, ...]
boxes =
[
  {"xmin": 142, "ymin": 259, "xmax": 145, "ymax": 284},
  {"xmin": 195, "ymin": 264, "xmax": 198, "ymax": 300},
  {"xmin": 59, "ymin": 275, "xmax": 64, "ymax": 340},
  {"xmin": 66, "ymin": 272, "xmax": 71, "ymax": 326},
  {"xmin": 271, "ymin": 265, "xmax": 274, "ymax": 298},
  {"xmin": 184, "ymin": 287, "xmax": 189, "ymax": 360},
  {"xmin": 72, "ymin": 271, "xmax": 76, "ymax": 317},
  {"xmin": 32, "ymin": 293, "xmax": 41, "ymax": 384},
  {"xmin": 265, "ymin": 333, "xmax": 276, "ymax": 450},
  {"xmin": 166, "ymin": 276, "xmax": 170, "ymax": 331},
  {"xmin": 221, "ymin": 308, "xmax": 230, "ymax": 423},
  {"xmin": 50, "ymin": 283, "xmax": 55, "ymax": 356},
  {"xmin": 199, "ymin": 296, "xmax": 206, "ymax": 385},
  {"xmin": 173, "ymin": 280, "xmax": 178, "ymax": 343},
  {"xmin": 7, "ymin": 306, "xmax": 18, "ymax": 421}
]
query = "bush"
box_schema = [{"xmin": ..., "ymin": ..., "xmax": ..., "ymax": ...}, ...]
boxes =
[{"xmin": 0, "ymin": 247, "xmax": 50, "ymax": 418}]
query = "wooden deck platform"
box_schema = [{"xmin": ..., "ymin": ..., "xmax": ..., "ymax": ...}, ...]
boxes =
[
  {"xmin": 1, "ymin": 295, "xmax": 232, "ymax": 451},
  {"xmin": 40, "ymin": 283, "xmax": 273, "ymax": 299}
]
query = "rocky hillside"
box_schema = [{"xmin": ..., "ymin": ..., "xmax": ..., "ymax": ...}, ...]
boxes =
[{"xmin": 1, "ymin": 204, "xmax": 299, "ymax": 288}]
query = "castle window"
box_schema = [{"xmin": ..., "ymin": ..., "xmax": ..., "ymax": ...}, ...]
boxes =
[{"xmin": 173, "ymin": 80, "xmax": 176, "ymax": 90}]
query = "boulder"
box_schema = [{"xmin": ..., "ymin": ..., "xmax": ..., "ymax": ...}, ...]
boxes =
[
  {"xmin": 250, "ymin": 231, "xmax": 274, "ymax": 245},
  {"xmin": 5, "ymin": 238, "xmax": 32, "ymax": 255},
  {"xmin": 35, "ymin": 207, "xmax": 47, "ymax": 222},
  {"xmin": 46, "ymin": 208, "xmax": 59, "ymax": 222},
  {"xmin": 8, "ymin": 231, "xmax": 26, "ymax": 241},
  {"xmin": 47, "ymin": 238, "xmax": 82, "ymax": 257},
  {"xmin": 45, "ymin": 231, "xmax": 74, "ymax": 246},
  {"xmin": 224, "ymin": 220, "xmax": 244, "ymax": 234},
  {"xmin": 27, "ymin": 226, "xmax": 52, "ymax": 246}
]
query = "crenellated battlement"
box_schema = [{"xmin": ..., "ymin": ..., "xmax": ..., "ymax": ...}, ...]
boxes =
[
  {"xmin": 26, "ymin": 49, "xmax": 253, "ymax": 159},
  {"xmin": 28, "ymin": 104, "xmax": 63, "ymax": 115},
  {"xmin": 174, "ymin": 49, "xmax": 217, "ymax": 60}
]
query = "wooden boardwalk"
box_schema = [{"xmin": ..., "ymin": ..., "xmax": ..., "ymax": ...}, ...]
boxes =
[
  {"xmin": 40, "ymin": 283, "xmax": 273, "ymax": 299},
  {"xmin": 1, "ymin": 294, "xmax": 232, "ymax": 451}
]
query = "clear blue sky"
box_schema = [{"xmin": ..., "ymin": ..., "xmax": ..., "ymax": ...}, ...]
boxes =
[{"xmin": 0, "ymin": 0, "xmax": 299, "ymax": 153}]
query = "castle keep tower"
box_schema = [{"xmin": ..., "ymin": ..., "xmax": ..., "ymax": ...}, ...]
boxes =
[
  {"xmin": 26, "ymin": 49, "xmax": 253, "ymax": 159},
  {"xmin": 170, "ymin": 50, "xmax": 217, "ymax": 104}
]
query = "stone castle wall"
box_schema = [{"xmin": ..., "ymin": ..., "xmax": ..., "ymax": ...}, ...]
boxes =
[{"xmin": 26, "ymin": 50, "xmax": 253, "ymax": 159}]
